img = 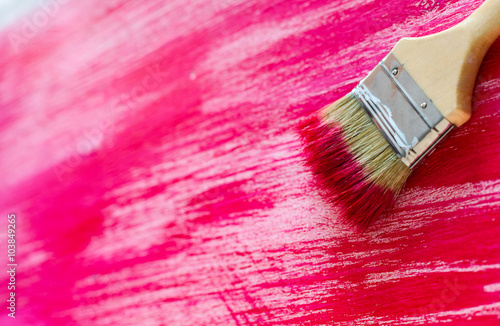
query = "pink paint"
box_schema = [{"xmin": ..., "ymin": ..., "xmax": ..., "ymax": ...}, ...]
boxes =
[{"xmin": 0, "ymin": 0, "xmax": 499, "ymax": 325}]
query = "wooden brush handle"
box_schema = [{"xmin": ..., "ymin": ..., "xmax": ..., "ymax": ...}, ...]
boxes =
[
  {"xmin": 459, "ymin": 0, "xmax": 500, "ymax": 51},
  {"xmin": 392, "ymin": 0, "xmax": 500, "ymax": 127}
]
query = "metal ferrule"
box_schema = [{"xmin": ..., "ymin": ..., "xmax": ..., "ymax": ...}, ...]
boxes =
[{"xmin": 353, "ymin": 53, "xmax": 453, "ymax": 169}]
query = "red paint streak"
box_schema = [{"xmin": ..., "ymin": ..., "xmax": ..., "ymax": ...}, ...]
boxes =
[{"xmin": 0, "ymin": 0, "xmax": 499, "ymax": 325}]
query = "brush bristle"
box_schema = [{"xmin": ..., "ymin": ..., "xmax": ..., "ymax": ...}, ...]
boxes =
[{"xmin": 299, "ymin": 92, "xmax": 412, "ymax": 228}]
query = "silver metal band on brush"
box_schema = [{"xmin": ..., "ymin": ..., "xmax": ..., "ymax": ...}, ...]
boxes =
[{"xmin": 353, "ymin": 53, "xmax": 453, "ymax": 169}]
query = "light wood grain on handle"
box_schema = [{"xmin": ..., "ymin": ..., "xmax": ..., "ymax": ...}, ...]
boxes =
[
  {"xmin": 392, "ymin": 0, "xmax": 500, "ymax": 126},
  {"xmin": 461, "ymin": 0, "xmax": 500, "ymax": 47}
]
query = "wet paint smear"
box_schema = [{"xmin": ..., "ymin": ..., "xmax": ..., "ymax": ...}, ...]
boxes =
[{"xmin": 0, "ymin": 0, "xmax": 499, "ymax": 325}]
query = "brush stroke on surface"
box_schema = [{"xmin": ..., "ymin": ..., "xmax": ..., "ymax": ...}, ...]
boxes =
[{"xmin": 0, "ymin": 0, "xmax": 499, "ymax": 325}]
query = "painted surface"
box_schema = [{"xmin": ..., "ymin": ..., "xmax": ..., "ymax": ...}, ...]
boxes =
[{"xmin": 0, "ymin": 0, "xmax": 499, "ymax": 324}]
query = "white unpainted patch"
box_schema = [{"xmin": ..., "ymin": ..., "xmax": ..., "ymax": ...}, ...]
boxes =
[
  {"xmin": 484, "ymin": 282, "xmax": 500, "ymax": 293},
  {"xmin": 0, "ymin": 0, "xmax": 39, "ymax": 30}
]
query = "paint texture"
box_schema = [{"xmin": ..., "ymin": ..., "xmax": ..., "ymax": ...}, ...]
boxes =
[{"xmin": 0, "ymin": 0, "xmax": 499, "ymax": 325}]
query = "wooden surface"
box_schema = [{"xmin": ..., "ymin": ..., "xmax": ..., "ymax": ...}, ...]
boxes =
[
  {"xmin": 0, "ymin": 0, "xmax": 499, "ymax": 325},
  {"xmin": 392, "ymin": 0, "xmax": 500, "ymax": 126}
]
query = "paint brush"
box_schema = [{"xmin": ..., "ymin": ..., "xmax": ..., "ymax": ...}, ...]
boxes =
[{"xmin": 300, "ymin": 0, "xmax": 500, "ymax": 228}]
